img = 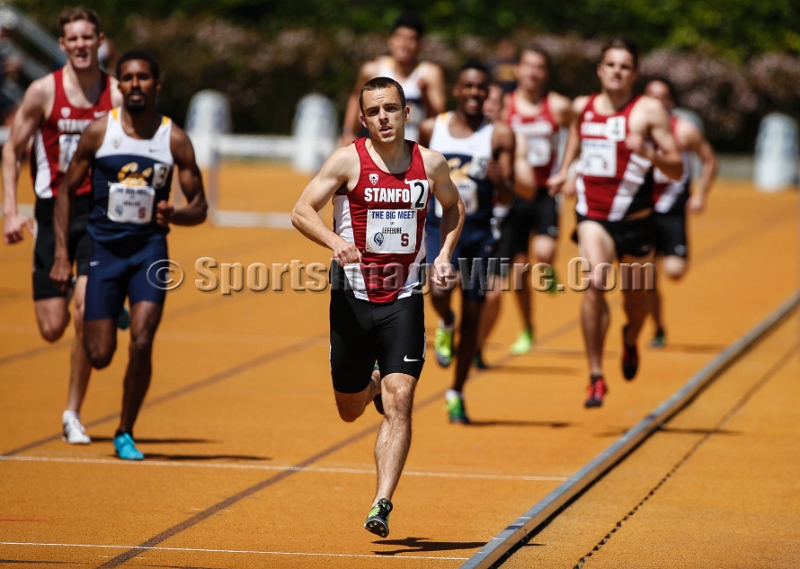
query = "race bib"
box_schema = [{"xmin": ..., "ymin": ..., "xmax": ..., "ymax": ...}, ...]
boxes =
[
  {"xmin": 58, "ymin": 134, "xmax": 80, "ymax": 173},
  {"xmin": 366, "ymin": 209, "xmax": 417, "ymax": 254},
  {"xmin": 527, "ymin": 137, "xmax": 552, "ymax": 167},
  {"xmin": 107, "ymin": 184, "xmax": 155, "ymax": 224},
  {"xmin": 581, "ymin": 139, "xmax": 617, "ymax": 178}
]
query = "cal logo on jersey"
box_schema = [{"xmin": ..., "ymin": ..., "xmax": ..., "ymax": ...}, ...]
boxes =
[
  {"xmin": 117, "ymin": 161, "xmax": 172, "ymax": 189},
  {"xmin": 447, "ymin": 157, "xmax": 471, "ymax": 183}
]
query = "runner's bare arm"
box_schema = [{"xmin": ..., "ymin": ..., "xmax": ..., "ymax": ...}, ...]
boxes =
[
  {"xmin": 678, "ymin": 119, "xmax": 718, "ymax": 214},
  {"xmin": 417, "ymin": 117, "xmax": 435, "ymax": 148},
  {"xmin": 109, "ymin": 77, "xmax": 124, "ymax": 107},
  {"xmin": 490, "ymin": 121, "xmax": 516, "ymax": 205},
  {"xmin": 162, "ymin": 124, "xmax": 208, "ymax": 227},
  {"xmin": 419, "ymin": 63, "xmax": 446, "ymax": 118},
  {"xmin": 499, "ymin": 93, "xmax": 512, "ymax": 124},
  {"xmin": 50, "ymin": 117, "xmax": 105, "ymax": 291},
  {"xmin": 548, "ymin": 95, "xmax": 588, "ymax": 195},
  {"xmin": 292, "ymin": 146, "xmax": 362, "ymax": 266},
  {"xmin": 627, "ymin": 97, "xmax": 683, "ymax": 180},
  {"xmin": 423, "ymin": 147, "xmax": 464, "ymax": 286},
  {"xmin": 2, "ymin": 76, "xmax": 52, "ymax": 244},
  {"xmin": 548, "ymin": 92, "xmax": 574, "ymax": 128},
  {"xmin": 513, "ymin": 134, "xmax": 536, "ymax": 199},
  {"xmin": 339, "ymin": 60, "xmax": 379, "ymax": 146}
]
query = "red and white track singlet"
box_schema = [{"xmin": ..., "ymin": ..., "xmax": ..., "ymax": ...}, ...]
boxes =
[
  {"xmin": 31, "ymin": 68, "xmax": 113, "ymax": 199},
  {"xmin": 506, "ymin": 91, "xmax": 559, "ymax": 189},
  {"xmin": 652, "ymin": 115, "xmax": 692, "ymax": 214},
  {"xmin": 575, "ymin": 94, "xmax": 653, "ymax": 221},
  {"xmin": 332, "ymin": 138, "xmax": 429, "ymax": 303}
]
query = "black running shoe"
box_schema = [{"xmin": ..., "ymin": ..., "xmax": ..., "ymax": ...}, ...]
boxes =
[
  {"xmin": 622, "ymin": 325, "xmax": 639, "ymax": 380},
  {"xmin": 364, "ymin": 498, "xmax": 392, "ymax": 538},
  {"xmin": 585, "ymin": 375, "xmax": 607, "ymax": 408}
]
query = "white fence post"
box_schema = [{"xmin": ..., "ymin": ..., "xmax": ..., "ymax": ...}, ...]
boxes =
[
  {"xmin": 754, "ymin": 113, "xmax": 798, "ymax": 192},
  {"xmin": 291, "ymin": 94, "xmax": 337, "ymax": 174}
]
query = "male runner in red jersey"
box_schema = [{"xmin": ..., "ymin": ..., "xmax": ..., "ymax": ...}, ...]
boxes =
[
  {"xmin": 549, "ymin": 38, "xmax": 683, "ymax": 407},
  {"xmin": 498, "ymin": 45, "xmax": 573, "ymax": 356},
  {"xmin": 292, "ymin": 77, "xmax": 464, "ymax": 536},
  {"xmin": 2, "ymin": 8, "xmax": 121, "ymax": 443},
  {"xmin": 644, "ymin": 77, "xmax": 718, "ymax": 348}
]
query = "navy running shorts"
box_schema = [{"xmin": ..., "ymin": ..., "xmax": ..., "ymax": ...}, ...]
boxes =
[
  {"xmin": 329, "ymin": 290, "xmax": 425, "ymax": 394},
  {"xmin": 84, "ymin": 232, "xmax": 169, "ymax": 321},
  {"xmin": 426, "ymin": 224, "xmax": 498, "ymax": 302}
]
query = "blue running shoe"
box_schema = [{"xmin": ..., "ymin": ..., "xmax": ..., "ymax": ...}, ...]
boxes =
[
  {"xmin": 114, "ymin": 432, "xmax": 144, "ymax": 460},
  {"xmin": 117, "ymin": 306, "xmax": 131, "ymax": 331}
]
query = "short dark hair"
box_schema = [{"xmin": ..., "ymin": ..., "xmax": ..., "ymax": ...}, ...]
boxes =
[
  {"xmin": 116, "ymin": 49, "xmax": 161, "ymax": 81},
  {"xmin": 519, "ymin": 43, "xmax": 553, "ymax": 73},
  {"xmin": 58, "ymin": 7, "xmax": 101, "ymax": 36},
  {"xmin": 644, "ymin": 76, "xmax": 679, "ymax": 105},
  {"xmin": 391, "ymin": 12, "xmax": 425, "ymax": 38},
  {"xmin": 359, "ymin": 77, "xmax": 406, "ymax": 113},
  {"xmin": 601, "ymin": 37, "xmax": 640, "ymax": 69},
  {"xmin": 459, "ymin": 59, "xmax": 490, "ymax": 80}
]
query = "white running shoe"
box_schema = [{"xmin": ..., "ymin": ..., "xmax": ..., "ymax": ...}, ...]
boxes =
[{"xmin": 62, "ymin": 414, "xmax": 91, "ymax": 444}]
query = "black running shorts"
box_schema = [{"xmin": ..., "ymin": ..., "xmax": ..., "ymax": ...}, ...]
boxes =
[
  {"xmin": 653, "ymin": 212, "xmax": 688, "ymax": 258},
  {"xmin": 500, "ymin": 188, "xmax": 560, "ymax": 259},
  {"xmin": 32, "ymin": 196, "xmax": 92, "ymax": 300},
  {"xmin": 329, "ymin": 290, "xmax": 425, "ymax": 394},
  {"xmin": 574, "ymin": 213, "xmax": 656, "ymax": 260}
]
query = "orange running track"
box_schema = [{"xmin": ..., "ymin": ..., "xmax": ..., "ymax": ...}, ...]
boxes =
[{"xmin": 0, "ymin": 162, "xmax": 797, "ymax": 567}]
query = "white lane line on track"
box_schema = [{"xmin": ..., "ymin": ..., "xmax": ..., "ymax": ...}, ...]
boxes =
[
  {"xmin": 0, "ymin": 542, "xmax": 469, "ymax": 560},
  {"xmin": 0, "ymin": 455, "xmax": 567, "ymax": 482}
]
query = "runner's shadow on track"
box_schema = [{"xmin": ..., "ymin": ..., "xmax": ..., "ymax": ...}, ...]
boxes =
[
  {"xmin": 0, "ymin": 561, "xmax": 68, "ymax": 565},
  {"xmin": 373, "ymin": 536, "xmax": 486, "ymax": 555},
  {"xmin": 465, "ymin": 419, "xmax": 573, "ymax": 428},
  {"xmin": 140, "ymin": 453, "xmax": 271, "ymax": 461},
  {"xmin": 487, "ymin": 365, "xmax": 579, "ymax": 375},
  {"xmin": 598, "ymin": 426, "xmax": 741, "ymax": 437},
  {"xmin": 91, "ymin": 436, "xmax": 217, "ymax": 444},
  {"xmin": 651, "ymin": 343, "xmax": 727, "ymax": 354}
]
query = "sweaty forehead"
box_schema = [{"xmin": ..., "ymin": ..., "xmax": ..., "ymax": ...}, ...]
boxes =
[
  {"xmin": 364, "ymin": 87, "xmax": 402, "ymax": 106},
  {"xmin": 63, "ymin": 19, "xmax": 97, "ymax": 37},
  {"xmin": 602, "ymin": 48, "xmax": 635, "ymax": 66},
  {"xmin": 120, "ymin": 60, "xmax": 152, "ymax": 75}
]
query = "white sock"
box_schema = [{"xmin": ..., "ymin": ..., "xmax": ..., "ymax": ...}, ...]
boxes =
[
  {"xmin": 439, "ymin": 318, "xmax": 455, "ymax": 332},
  {"xmin": 62, "ymin": 410, "xmax": 79, "ymax": 424},
  {"xmin": 446, "ymin": 389, "xmax": 462, "ymax": 402}
]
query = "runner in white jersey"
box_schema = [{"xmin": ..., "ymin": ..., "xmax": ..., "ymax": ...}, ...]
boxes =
[
  {"xmin": 340, "ymin": 12, "xmax": 445, "ymax": 144},
  {"xmin": 419, "ymin": 61, "xmax": 515, "ymax": 423},
  {"xmin": 549, "ymin": 38, "xmax": 683, "ymax": 407},
  {"xmin": 51, "ymin": 51, "xmax": 207, "ymax": 460},
  {"xmin": 293, "ymin": 77, "xmax": 463, "ymax": 537},
  {"xmin": 644, "ymin": 77, "xmax": 718, "ymax": 348}
]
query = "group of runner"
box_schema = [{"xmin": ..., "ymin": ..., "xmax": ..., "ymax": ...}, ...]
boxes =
[
  {"xmin": 295, "ymin": 15, "xmax": 719, "ymax": 536},
  {"xmin": 2, "ymin": 8, "xmax": 206, "ymax": 460},
  {"xmin": 2, "ymin": 8, "xmax": 719, "ymax": 541}
]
